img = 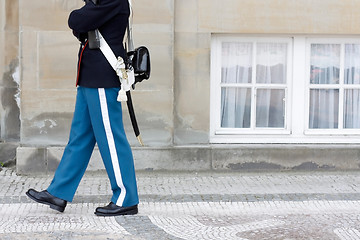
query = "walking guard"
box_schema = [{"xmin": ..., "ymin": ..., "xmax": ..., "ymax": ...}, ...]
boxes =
[{"xmin": 26, "ymin": 0, "xmax": 139, "ymax": 216}]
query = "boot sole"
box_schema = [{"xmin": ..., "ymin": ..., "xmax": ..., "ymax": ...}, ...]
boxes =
[
  {"xmin": 95, "ymin": 208, "xmax": 138, "ymax": 217},
  {"xmin": 26, "ymin": 191, "xmax": 65, "ymax": 213}
]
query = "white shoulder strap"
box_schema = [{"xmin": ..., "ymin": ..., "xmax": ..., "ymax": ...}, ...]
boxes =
[{"xmin": 98, "ymin": 31, "xmax": 135, "ymax": 101}]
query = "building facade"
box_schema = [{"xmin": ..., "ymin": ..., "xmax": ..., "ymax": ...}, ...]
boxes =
[{"xmin": 1, "ymin": 0, "xmax": 360, "ymax": 173}]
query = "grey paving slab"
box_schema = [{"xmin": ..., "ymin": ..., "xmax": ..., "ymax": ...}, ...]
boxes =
[{"xmin": 1, "ymin": 168, "xmax": 360, "ymax": 239}]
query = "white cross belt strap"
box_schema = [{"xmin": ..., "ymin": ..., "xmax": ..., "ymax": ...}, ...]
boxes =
[{"xmin": 98, "ymin": 31, "xmax": 135, "ymax": 102}]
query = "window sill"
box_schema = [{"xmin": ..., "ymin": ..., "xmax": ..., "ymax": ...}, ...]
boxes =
[
  {"xmin": 304, "ymin": 129, "xmax": 360, "ymax": 135},
  {"xmin": 215, "ymin": 129, "xmax": 291, "ymax": 135}
]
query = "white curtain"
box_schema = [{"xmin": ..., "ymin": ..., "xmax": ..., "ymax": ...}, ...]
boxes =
[
  {"xmin": 310, "ymin": 44, "xmax": 340, "ymax": 84},
  {"xmin": 255, "ymin": 43, "xmax": 287, "ymax": 128},
  {"xmin": 256, "ymin": 43, "xmax": 287, "ymax": 84},
  {"xmin": 344, "ymin": 90, "xmax": 360, "ymax": 128},
  {"xmin": 309, "ymin": 44, "xmax": 340, "ymax": 129},
  {"xmin": 344, "ymin": 44, "xmax": 360, "ymax": 128},
  {"xmin": 221, "ymin": 42, "xmax": 252, "ymax": 128},
  {"xmin": 221, "ymin": 88, "xmax": 251, "ymax": 128},
  {"xmin": 220, "ymin": 42, "xmax": 287, "ymax": 128},
  {"xmin": 309, "ymin": 89, "xmax": 339, "ymax": 129},
  {"xmin": 256, "ymin": 89, "xmax": 285, "ymax": 128}
]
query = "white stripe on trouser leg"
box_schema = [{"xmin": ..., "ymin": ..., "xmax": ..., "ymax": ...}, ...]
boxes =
[{"xmin": 98, "ymin": 88, "xmax": 126, "ymax": 206}]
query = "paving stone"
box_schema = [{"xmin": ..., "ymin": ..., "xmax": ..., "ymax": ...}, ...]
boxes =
[{"xmin": 1, "ymin": 168, "xmax": 360, "ymax": 239}]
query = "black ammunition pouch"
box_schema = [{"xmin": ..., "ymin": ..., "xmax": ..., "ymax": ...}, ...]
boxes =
[{"xmin": 127, "ymin": 46, "xmax": 151, "ymax": 84}]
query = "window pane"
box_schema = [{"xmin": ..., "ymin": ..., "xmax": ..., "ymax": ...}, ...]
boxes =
[
  {"xmin": 344, "ymin": 44, "xmax": 360, "ymax": 85},
  {"xmin": 309, "ymin": 89, "xmax": 339, "ymax": 129},
  {"xmin": 256, "ymin": 89, "xmax": 285, "ymax": 128},
  {"xmin": 256, "ymin": 43, "xmax": 287, "ymax": 84},
  {"xmin": 221, "ymin": 42, "xmax": 252, "ymax": 84},
  {"xmin": 221, "ymin": 88, "xmax": 251, "ymax": 128},
  {"xmin": 344, "ymin": 89, "xmax": 360, "ymax": 128},
  {"xmin": 310, "ymin": 44, "xmax": 340, "ymax": 84}
]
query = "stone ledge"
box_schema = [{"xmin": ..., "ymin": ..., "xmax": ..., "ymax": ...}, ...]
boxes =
[
  {"xmin": 16, "ymin": 144, "xmax": 360, "ymax": 174},
  {"xmin": 0, "ymin": 142, "xmax": 18, "ymax": 166}
]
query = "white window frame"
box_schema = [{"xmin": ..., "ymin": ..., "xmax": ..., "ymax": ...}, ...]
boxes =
[
  {"xmin": 210, "ymin": 35, "xmax": 360, "ymax": 144},
  {"xmin": 304, "ymin": 38, "xmax": 360, "ymax": 135}
]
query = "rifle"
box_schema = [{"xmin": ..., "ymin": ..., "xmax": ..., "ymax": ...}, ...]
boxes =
[{"xmin": 84, "ymin": 0, "xmax": 101, "ymax": 49}]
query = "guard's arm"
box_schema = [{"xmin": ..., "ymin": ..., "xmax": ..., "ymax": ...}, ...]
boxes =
[{"xmin": 68, "ymin": 0, "xmax": 129, "ymax": 33}]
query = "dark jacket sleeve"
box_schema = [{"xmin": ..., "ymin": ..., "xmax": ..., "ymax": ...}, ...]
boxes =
[{"xmin": 68, "ymin": 0, "xmax": 126, "ymax": 33}]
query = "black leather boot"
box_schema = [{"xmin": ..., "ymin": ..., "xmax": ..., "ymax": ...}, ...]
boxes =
[
  {"xmin": 26, "ymin": 189, "xmax": 67, "ymax": 213},
  {"xmin": 95, "ymin": 202, "xmax": 138, "ymax": 216}
]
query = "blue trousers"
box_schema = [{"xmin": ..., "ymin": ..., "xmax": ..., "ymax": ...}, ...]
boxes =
[{"xmin": 47, "ymin": 87, "xmax": 139, "ymax": 207}]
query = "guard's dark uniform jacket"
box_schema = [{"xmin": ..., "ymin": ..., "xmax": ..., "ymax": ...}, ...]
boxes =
[{"xmin": 68, "ymin": 0, "xmax": 130, "ymax": 88}]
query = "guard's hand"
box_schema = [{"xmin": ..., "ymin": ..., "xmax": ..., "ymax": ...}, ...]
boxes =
[{"xmin": 72, "ymin": 30, "xmax": 88, "ymax": 43}]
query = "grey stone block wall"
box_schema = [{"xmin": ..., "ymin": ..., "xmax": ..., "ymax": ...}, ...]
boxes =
[
  {"xmin": 16, "ymin": 145, "xmax": 360, "ymax": 175},
  {"xmin": 5, "ymin": 0, "xmax": 360, "ymax": 174},
  {"xmin": 0, "ymin": 0, "xmax": 20, "ymax": 142},
  {"xmin": 210, "ymin": 145, "xmax": 360, "ymax": 171},
  {"xmin": 0, "ymin": 59, "xmax": 20, "ymax": 141},
  {"xmin": 0, "ymin": 142, "xmax": 18, "ymax": 166}
]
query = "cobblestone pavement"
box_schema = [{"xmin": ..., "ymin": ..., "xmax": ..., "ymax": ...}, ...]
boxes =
[{"xmin": 1, "ymin": 168, "xmax": 360, "ymax": 239}]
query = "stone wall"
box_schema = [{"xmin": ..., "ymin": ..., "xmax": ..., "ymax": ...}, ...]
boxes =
[
  {"xmin": 0, "ymin": 0, "xmax": 20, "ymax": 142},
  {"xmin": 0, "ymin": 0, "xmax": 4, "ymax": 141},
  {"xmin": 124, "ymin": 0, "xmax": 174, "ymax": 147},
  {"xmin": 17, "ymin": 0, "xmax": 174, "ymax": 147},
  {"xmin": 5, "ymin": 0, "xmax": 360, "ymax": 173},
  {"xmin": 19, "ymin": 0, "xmax": 84, "ymax": 146},
  {"xmin": 173, "ymin": 0, "xmax": 360, "ymax": 146},
  {"xmin": 16, "ymin": 0, "xmax": 175, "ymax": 173},
  {"xmin": 195, "ymin": 0, "xmax": 360, "ymax": 34},
  {"xmin": 0, "ymin": 0, "xmax": 20, "ymax": 166},
  {"xmin": 174, "ymin": 0, "xmax": 211, "ymax": 145}
]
